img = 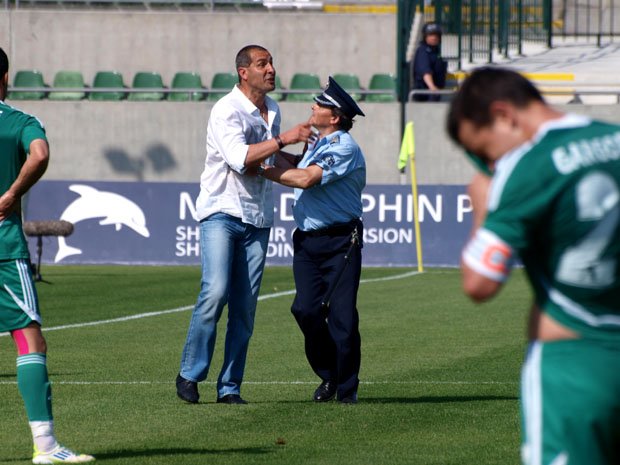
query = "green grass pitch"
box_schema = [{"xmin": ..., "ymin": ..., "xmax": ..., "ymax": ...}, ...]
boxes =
[{"xmin": 0, "ymin": 266, "xmax": 531, "ymax": 465}]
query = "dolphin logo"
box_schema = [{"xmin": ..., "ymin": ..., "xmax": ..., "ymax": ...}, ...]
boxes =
[{"xmin": 55, "ymin": 184, "xmax": 150, "ymax": 263}]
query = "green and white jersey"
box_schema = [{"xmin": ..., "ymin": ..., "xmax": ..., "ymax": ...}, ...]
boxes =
[
  {"xmin": 484, "ymin": 114, "xmax": 620, "ymax": 340},
  {"xmin": 0, "ymin": 100, "xmax": 47, "ymax": 260}
]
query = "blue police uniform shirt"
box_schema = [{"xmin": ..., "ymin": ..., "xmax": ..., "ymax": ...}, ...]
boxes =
[{"xmin": 293, "ymin": 130, "xmax": 366, "ymax": 231}]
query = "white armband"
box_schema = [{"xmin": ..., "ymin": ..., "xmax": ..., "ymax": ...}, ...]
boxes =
[{"xmin": 462, "ymin": 228, "xmax": 514, "ymax": 282}]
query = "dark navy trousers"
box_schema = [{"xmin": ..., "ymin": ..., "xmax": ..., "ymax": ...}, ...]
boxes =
[{"xmin": 291, "ymin": 220, "xmax": 362, "ymax": 400}]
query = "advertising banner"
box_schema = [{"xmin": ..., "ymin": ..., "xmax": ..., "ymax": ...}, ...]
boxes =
[{"xmin": 25, "ymin": 181, "xmax": 473, "ymax": 267}]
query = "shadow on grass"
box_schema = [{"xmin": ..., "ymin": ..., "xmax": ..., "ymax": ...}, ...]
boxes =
[
  {"xmin": 3, "ymin": 446, "xmax": 275, "ymax": 463},
  {"xmin": 362, "ymin": 395, "xmax": 518, "ymax": 404},
  {"xmin": 94, "ymin": 446, "xmax": 274, "ymax": 459}
]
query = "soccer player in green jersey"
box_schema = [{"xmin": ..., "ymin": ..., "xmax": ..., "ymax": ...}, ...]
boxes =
[
  {"xmin": 447, "ymin": 67, "xmax": 620, "ymax": 465},
  {"xmin": 0, "ymin": 48, "xmax": 94, "ymax": 464}
]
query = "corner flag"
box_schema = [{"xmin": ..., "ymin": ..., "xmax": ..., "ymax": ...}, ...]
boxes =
[
  {"xmin": 398, "ymin": 121, "xmax": 423, "ymax": 272},
  {"xmin": 398, "ymin": 121, "xmax": 414, "ymax": 172}
]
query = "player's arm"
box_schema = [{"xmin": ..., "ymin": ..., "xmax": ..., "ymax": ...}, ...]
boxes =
[
  {"xmin": 0, "ymin": 139, "xmax": 49, "ymax": 221},
  {"xmin": 461, "ymin": 228, "xmax": 514, "ymax": 302},
  {"xmin": 260, "ymin": 164, "xmax": 323, "ymax": 189},
  {"xmin": 468, "ymin": 172, "xmax": 491, "ymax": 232}
]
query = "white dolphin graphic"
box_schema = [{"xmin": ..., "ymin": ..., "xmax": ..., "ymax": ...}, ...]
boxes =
[{"xmin": 55, "ymin": 184, "xmax": 150, "ymax": 263}]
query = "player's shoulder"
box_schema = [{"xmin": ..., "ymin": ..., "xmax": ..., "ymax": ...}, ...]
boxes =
[{"xmin": 0, "ymin": 101, "xmax": 45, "ymax": 127}]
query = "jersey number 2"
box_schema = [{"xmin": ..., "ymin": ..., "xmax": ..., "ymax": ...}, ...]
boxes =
[{"xmin": 556, "ymin": 171, "xmax": 620, "ymax": 288}]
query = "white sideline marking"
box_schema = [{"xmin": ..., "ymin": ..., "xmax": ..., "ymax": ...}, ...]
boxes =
[
  {"xmin": 0, "ymin": 270, "xmax": 421, "ymax": 337},
  {"xmin": 0, "ymin": 379, "xmax": 517, "ymax": 386}
]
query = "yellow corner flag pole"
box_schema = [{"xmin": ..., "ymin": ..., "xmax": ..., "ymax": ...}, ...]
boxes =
[{"xmin": 398, "ymin": 121, "xmax": 424, "ymax": 272}]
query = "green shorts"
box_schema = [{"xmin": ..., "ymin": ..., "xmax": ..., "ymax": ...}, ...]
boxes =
[
  {"xmin": 0, "ymin": 259, "xmax": 41, "ymax": 333},
  {"xmin": 521, "ymin": 339, "xmax": 620, "ymax": 465}
]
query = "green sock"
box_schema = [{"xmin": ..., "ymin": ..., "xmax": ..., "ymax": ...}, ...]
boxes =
[{"xmin": 16, "ymin": 353, "xmax": 53, "ymax": 421}]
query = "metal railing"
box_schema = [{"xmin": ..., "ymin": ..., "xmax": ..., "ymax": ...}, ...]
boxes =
[
  {"xmin": 410, "ymin": 0, "xmax": 552, "ymax": 67},
  {"xmin": 409, "ymin": 87, "xmax": 620, "ymax": 104},
  {"xmin": 7, "ymin": 0, "xmax": 270, "ymax": 9},
  {"xmin": 554, "ymin": 0, "xmax": 618, "ymax": 45},
  {"xmin": 6, "ymin": 86, "xmax": 398, "ymax": 100}
]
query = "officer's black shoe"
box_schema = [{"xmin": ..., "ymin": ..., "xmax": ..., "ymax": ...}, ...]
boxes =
[
  {"xmin": 313, "ymin": 381, "xmax": 337, "ymax": 402},
  {"xmin": 216, "ymin": 394, "xmax": 248, "ymax": 405},
  {"xmin": 176, "ymin": 373, "xmax": 199, "ymax": 404}
]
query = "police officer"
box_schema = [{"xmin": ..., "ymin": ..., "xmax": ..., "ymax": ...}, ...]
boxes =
[
  {"xmin": 411, "ymin": 22, "xmax": 448, "ymax": 102},
  {"xmin": 259, "ymin": 77, "xmax": 365, "ymax": 404}
]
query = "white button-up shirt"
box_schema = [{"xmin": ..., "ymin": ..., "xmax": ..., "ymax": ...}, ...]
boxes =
[{"xmin": 196, "ymin": 85, "xmax": 281, "ymax": 228}]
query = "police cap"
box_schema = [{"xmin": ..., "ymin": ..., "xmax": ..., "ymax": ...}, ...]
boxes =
[
  {"xmin": 422, "ymin": 22, "xmax": 442, "ymax": 36},
  {"xmin": 314, "ymin": 76, "xmax": 365, "ymax": 119}
]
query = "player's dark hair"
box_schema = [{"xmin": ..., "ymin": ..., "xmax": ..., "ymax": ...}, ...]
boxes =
[
  {"xmin": 446, "ymin": 67, "xmax": 544, "ymax": 146},
  {"xmin": 332, "ymin": 107, "xmax": 353, "ymax": 132},
  {"xmin": 235, "ymin": 44, "xmax": 269, "ymax": 82},
  {"xmin": 0, "ymin": 47, "xmax": 9, "ymax": 77}
]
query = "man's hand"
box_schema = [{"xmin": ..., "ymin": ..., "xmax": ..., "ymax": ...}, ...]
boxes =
[
  {"xmin": 0, "ymin": 190, "xmax": 18, "ymax": 221},
  {"xmin": 279, "ymin": 122, "xmax": 313, "ymax": 146}
]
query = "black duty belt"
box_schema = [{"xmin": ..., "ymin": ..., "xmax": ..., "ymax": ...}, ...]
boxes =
[{"xmin": 303, "ymin": 220, "xmax": 359, "ymax": 237}]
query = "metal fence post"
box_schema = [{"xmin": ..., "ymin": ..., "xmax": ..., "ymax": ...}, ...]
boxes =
[
  {"xmin": 488, "ymin": 0, "xmax": 495, "ymax": 63},
  {"xmin": 455, "ymin": 0, "xmax": 462, "ymax": 69}
]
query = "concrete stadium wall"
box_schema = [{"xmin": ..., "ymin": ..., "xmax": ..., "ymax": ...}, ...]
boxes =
[
  {"xmin": 1, "ymin": 10, "xmax": 395, "ymax": 88},
  {"xmin": 9, "ymin": 100, "xmax": 620, "ymax": 187},
  {"xmin": 0, "ymin": 14, "xmax": 8, "ymax": 50},
  {"xmin": 14, "ymin": 100, "xmax": 402, "ymax": 184}
]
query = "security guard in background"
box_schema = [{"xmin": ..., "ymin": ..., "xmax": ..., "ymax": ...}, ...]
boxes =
[
  {"xmin": 411, "ymin": 22, "xmax": 448, "ymax": 102},
  {"xmin": 259, "ymin": 77, "xmax": 365, "ymax": 404}
]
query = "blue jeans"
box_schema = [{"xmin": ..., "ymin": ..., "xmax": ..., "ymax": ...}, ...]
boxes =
[{"xmin": 179, "ymin": 213, "xmax": 270, "ymax": 397}]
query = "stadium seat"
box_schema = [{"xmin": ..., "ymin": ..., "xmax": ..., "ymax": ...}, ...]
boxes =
[
  {"xmin": 128, "ymin": 72, "xmax": 165, "ymax": 101},
  {"xmin": 207, "ymin": 72, "xmax": 237, "ymax": 101},
  {"xmin": 287, "ymin": 73, "xmax": 322, "ymax": 102},
  {"xmin": 269, "ymin": 75, "xmax": 285, "ymax": 102},
  {"xmin": 168, "ymin": 72, "xmax": 205, "ymax": 101},
  {"xmin": 333, "ymin": 73, "xmax": 363, "ymax": 101},
  {"xmin": 365, "ymin": 73, "xmax": 397, "ymax": 102},
  {"xmin": 48, "ymin": 71, "xmax": 86, "ymax": 101},
  {"xmin": 8, "ymin": 70, "xmax": 47, "ymax": 100},
  {"xmin": 89, "ymin": 71, "xmax": 126, "ymax": 101}
]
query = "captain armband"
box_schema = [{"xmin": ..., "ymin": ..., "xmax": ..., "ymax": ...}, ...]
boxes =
[{"xmin": 462, "ymin": 228, "xmax": 514, "ymax": 282}]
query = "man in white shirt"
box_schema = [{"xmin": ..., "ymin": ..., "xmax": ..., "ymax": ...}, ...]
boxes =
[{"xmin": 176, "ymin": 44, "xmax": 312, "ymax": 405}]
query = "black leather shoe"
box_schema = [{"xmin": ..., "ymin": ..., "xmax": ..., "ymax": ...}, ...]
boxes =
[
  {"xmin": 313, "ymin": 381, "xmax": 337, "ymax": 402},
  {"xmin": 176, "ymin": 374, "xmax": 199, "ymax": 403},
  {"xmin": 216, "ymin": 394, "xmax": 248, "ymax": 405}
]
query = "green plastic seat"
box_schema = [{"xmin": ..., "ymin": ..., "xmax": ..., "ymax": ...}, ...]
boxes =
[
  {"xmin": 269, "ymin": 75, "xmax": 285, "ymax": 102},
  {"xmin": 365, "ymin": 73, "xmax": 397, "ymax": 102},
  {"xmin": 8, "ymin": 70, "xmax": 46, "ymax": 100},
  {"xmin": 89, "ymin": 71, "xmax": 127, "ymax": 101},
  {"xmin": 207, "ymin": 72, "xmax": 237, "ymax": 101},
  {"xmin": 128, "ymin": 72, "xmax": 165, "ymax": 101},
  {"xmin": 168, "ymin": 72, "xmax": 205, "ymax": 101},
  {"xmin": 333, "ymin": 73, "xmax": 363, "ymax": 101},
  {"xmin": 287, "ymin": 73, "xmax": 322, "ymax": 102},
  {"xmin": 48, "ymin": 71, "xmax": 86, "ymax": 101}
]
